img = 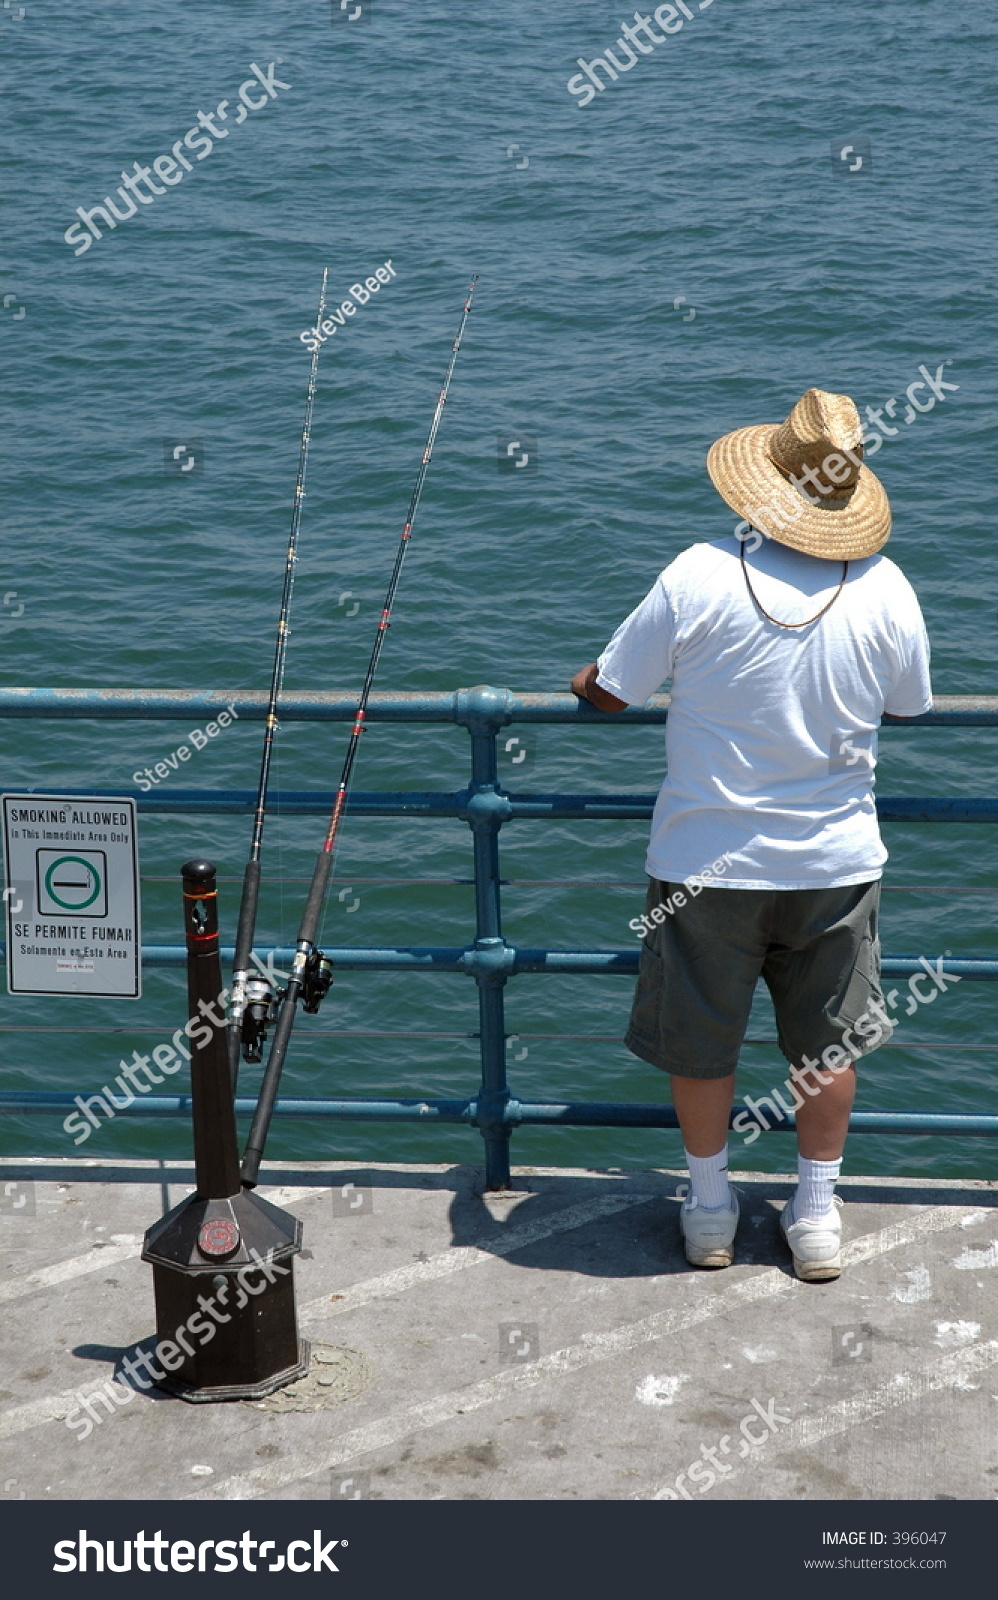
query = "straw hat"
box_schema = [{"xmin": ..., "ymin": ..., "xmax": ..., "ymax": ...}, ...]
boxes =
[{"xmin": 706, "ymin": 388, "xmax": 891, "ymax": 560}]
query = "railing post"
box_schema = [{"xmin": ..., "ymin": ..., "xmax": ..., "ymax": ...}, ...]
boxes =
[{"xmin": 457, "ymin": 686, "xmax": 513, "ymax": 1189}]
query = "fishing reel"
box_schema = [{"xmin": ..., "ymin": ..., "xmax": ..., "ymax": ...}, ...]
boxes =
[
  {"xmin": 301, "ymin": 949, "xmax": 334, "ymax": 1014},
  {"xmin": 237, "ymin": 951, "xmax": 333, "ymax": 1060},
  {"xmin": 240, "ymin": 975, "xmax": 282, "ymax": 1064}
]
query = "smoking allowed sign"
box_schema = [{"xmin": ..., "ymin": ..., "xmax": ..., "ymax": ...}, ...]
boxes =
[{"xmin": 2, "ymin": 795, "xmax": 141, "ymax": 997}]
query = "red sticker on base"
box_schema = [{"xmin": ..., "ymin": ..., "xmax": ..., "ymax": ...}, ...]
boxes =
[{"xmin": 197, "ymin": 1217, "xmax": 240, "ymax": 1257}]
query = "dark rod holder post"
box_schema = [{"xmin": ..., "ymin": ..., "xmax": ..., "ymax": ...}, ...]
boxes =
[
  {"xmin": 182, "ymin": 859, "xmax": 240, "ymax": 1199},
  {"xmin": 139, "ymin": 859, "xmax": 309, "ymax": 1402}
]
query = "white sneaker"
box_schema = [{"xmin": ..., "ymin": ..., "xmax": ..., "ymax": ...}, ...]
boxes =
[
  {"xmin": 780, "ymin": 1194, "xmax": 843, "ymax": 1282},
  {"xmin": 679, "ymin": 1186, "xmax": 740, "ymax": 1268}
]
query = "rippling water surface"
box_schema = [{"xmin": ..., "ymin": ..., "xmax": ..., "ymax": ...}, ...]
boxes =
[{"xmin": 2, "ymin": 1, "xmax": 996, "ymax": 1178}]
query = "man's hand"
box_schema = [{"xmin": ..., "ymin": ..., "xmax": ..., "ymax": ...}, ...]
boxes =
[{"xmin": 570, "ymin": 662, "xmax": 627, "ymax": 712}]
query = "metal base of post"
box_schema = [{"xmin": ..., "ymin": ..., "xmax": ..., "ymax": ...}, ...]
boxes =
[
  {"xmin": 150, "ymin": 1342, "xmax": 311, "ymax": 1405},
  {"xmin": 142, "ymin": 1185, "xmax": 309, "ymax": 1403}
]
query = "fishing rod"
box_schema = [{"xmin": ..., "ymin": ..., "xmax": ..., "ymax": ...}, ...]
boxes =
[
  {"xmin": 240, "ymin": 273, "xmax": 479, "ymax": 1187},
  {"xmin": 226, "ymin": 268, "xmax": 329, "ymax": 1090}
]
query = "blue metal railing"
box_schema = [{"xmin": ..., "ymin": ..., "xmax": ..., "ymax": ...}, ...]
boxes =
[{"xmin": 2, "ymin": 686, "xmax": 997, "ymax": 1185}]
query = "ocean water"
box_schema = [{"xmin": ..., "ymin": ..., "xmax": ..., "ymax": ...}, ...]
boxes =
[{"xmin": 1, "ymin": 0, "xmax": 996, "ymax": 1180}]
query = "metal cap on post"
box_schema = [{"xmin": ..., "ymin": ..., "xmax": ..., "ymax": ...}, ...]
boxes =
[{"xmin": 140, "ymin": 860, "xmax": 309, "ymax": 1402}]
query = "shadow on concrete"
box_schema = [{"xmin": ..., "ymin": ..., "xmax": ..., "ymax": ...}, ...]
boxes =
[
  {"xmin": 443, "ymin": 1174, "xmax": 808, "ymax": 1280},
  {"xmin": 70, "ymin": 1338, "xmax": 182, "ymax": 1403}
]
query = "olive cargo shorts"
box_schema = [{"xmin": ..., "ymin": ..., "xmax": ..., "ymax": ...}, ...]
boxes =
[{"xmin": 625, "ymin": 877, "xmax": 891, "ymax": 1080}]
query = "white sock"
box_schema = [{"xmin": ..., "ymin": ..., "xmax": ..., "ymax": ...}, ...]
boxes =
[
  {"xmin": 794, "ymin": 1155, "xmax": 842, "ymax": 1221},
  {"xmin": 684, "ymin": 1145, "xmax": 731, "ymax": 1209}
]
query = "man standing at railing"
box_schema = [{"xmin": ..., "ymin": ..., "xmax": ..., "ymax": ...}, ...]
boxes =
[{"xmin": 571, "ymin": 388, "xmax": 932, "ymax": 1281}]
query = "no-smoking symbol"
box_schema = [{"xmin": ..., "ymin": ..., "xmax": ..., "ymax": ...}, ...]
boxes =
[{"xmin": 37, "ymin": 850, "xmax": 107, "ymax": 917}]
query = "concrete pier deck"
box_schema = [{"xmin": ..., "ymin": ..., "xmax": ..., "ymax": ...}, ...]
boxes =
[{"xmin": 1, "ymin": 1159, "xmax": 995, "ymax": 1503}]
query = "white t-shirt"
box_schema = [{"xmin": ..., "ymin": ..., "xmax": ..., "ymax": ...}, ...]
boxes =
[{"xmin": 595, "ymin": 535, "xmax": 932, "ymax": 890}]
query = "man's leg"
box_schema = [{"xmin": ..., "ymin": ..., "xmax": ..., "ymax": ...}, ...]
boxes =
[
  {"xmin": 793, "ymin": 1060, "xmax": 855, "ymax": 1161},
  {"xmin": 671, "ymin": 1073, "xmax": 736, "ymax": 1213},
  {"xmin": 667, "ymin": 1072, "xmax": 737, "ymax": 1265},
  {"xmin": 789, "ymin": 1062, "xmax": 855, "ymax": 1237},
  {"xmin": 764, "ymin": 882, "xmax": 883, "ymax": 1281},
  {"xmin": 670, "ymin": 1073, "xmax": 736, "ymax": 1157},
  {"xmin": 624, "ymin": 880, "xmax": 765, "ymax": 1265}
]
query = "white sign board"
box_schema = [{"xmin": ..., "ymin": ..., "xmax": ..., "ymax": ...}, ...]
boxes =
[{"xmin": 2, "ymin": 794, "xmax": 141, "ymax": 997}]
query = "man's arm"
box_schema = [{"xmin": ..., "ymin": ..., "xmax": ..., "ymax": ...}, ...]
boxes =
[{"xmin": 570, "ymin": 661, "xmax": 628, "ymax": 713}]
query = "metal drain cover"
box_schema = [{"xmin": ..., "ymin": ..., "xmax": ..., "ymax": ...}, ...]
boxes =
[{"xmin": 251, "ymin": 1343, "xmax": 373, "ymax": 1413}]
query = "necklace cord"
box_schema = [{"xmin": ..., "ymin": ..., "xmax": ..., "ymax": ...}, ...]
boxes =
[{"xmin": 740, "ymin": 543, "xmax": 848, "ymax": 629}]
